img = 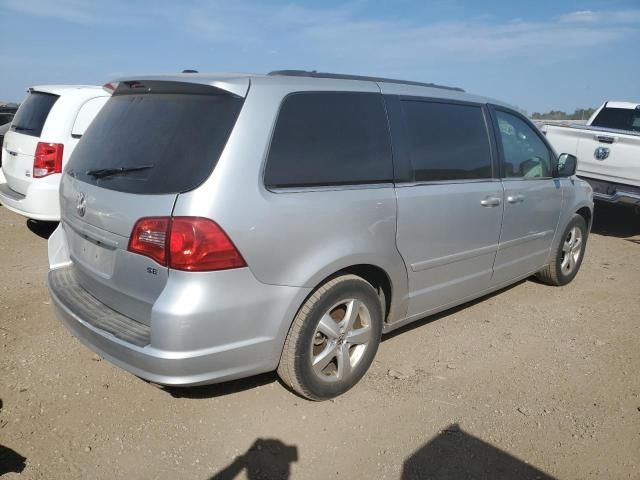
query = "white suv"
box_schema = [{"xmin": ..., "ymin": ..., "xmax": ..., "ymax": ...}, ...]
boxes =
[{"xmin": 0, "ymin": 85, "xmax": 109, "ymax": 221}]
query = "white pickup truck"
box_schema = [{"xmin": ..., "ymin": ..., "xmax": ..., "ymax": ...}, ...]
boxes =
[{"xmin": 543, "ymin": 101, "xmax": 640, "ymax": 206}]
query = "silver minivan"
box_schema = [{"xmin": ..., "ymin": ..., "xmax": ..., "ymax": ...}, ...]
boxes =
[{"xmin": 47, "ymin": 71, "xmax": 594, "ymax": 400}]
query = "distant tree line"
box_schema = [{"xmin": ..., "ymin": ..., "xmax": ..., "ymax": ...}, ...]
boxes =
[{"xmin": 531, "ymin": 108, "xmax": 596, "ymax": 120}]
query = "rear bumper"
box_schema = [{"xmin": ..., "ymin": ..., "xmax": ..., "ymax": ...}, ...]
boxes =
[
  {"xmin": 579, "ymin": 176, "xmax": 640, "ymax": 206},
  {"xmin": 593, "ymin": 191, "xmax": 640, "ymax": 205},
  {"xmin": 48, "ymin": 265, "xmax": 309, "ymax": 386},
  {"xmin": 0, "ymin": 179, "xmax": 60, "ymax": 221}
]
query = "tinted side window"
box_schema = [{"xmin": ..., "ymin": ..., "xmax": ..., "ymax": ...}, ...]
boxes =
[
  {"xmin": 495, "ymin": 111, "xmax": 552, "ymax": 179},
  {"xmin": 400, "ymin": 100, "xmax": 492, "ymax": 182},
  {"xmin": 591, "ymin": 107, "xmax": 640, "ymax": 132},
  {"xmin": 10, "ymin": 92, "xmax": 59, "ymax": 137},
  {"xmin": 265, "ymin": 92, "xmax": 393, "ymax": 188}
]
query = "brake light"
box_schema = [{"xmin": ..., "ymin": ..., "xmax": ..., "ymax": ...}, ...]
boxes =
[
  {"xmin": 102, "ymin": 82, "xmax": 119, "ymax": 94},
  {"xmin": 33, "ymin": 142, "xmax": 64, "ymax": 178},
  {"xmin": 128, "ymin": 217, "xmax": 246, "ymax": 272}
]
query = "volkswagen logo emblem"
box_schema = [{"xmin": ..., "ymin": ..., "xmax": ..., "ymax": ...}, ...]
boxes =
[
  {"xmin": 594, "ymin": 146, "xmax": 610, "ymax": 161},
  {"xmin": 76, "ymin": 192, "xmax": 87, "ymax": 217}
]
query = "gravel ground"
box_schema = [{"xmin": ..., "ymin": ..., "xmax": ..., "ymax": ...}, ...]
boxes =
[{"xmin": 1, "ymin": 203, "xmax": 639, "ymax": 479}]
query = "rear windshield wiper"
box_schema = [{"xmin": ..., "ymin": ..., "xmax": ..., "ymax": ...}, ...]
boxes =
[
  {"xmin": 11, "ymin": 125, "xmax": 35, "ymax": 132},
  {"xmin": 86, "ymin": 165, "xmax": 153, "ymax": 179}
]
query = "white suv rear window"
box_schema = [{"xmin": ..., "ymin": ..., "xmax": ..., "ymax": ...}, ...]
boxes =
[{"xmin": 10, "ymin": 92, "xmax": 59, "ymax": 137}]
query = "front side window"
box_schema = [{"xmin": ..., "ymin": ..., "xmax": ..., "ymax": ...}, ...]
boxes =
[
  {"xmin": 264, "ymin": 92, "xmax": 393, "ymax": 188},
  {"xmin": 495, "ymin": 111, "xmax": 553, "ymax": 179},
  {"xmin": 400, "ymin": 100, "xmax": 492, "ymax": 182}
]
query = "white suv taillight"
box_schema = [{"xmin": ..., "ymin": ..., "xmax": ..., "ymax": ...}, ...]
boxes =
[
  {"xmin": 128, "ymin": 217, "xmax": 246, "ymax": 272},
  {"xmin": 33, "ymin": 142, "xmax": 64, "ymax": 178}
]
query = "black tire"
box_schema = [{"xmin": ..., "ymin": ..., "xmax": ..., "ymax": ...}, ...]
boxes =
[
  {"xmin": 537, "ymin": 214, "xmax": 588, "ymax": 286},
  {"xmin": 277, "ymin": 274, "xmax": 383, "ymax": 401}
]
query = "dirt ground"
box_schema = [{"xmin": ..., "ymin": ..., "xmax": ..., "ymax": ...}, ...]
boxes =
[{"xmin": 0, "ymin": 203, "xmax": 639, "ymax": 480}]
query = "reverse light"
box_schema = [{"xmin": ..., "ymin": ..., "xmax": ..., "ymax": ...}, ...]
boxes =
[
  {"xmin": 33, "ymin": 142, "xmax": 64, "ymax": 178},
  {"xmin": 128, "ymin": 217, "xmax": 246, "ymax": 272},
  {"xmin": 128, "ymin": 217, "xmax": 170, "ymax": 266}
]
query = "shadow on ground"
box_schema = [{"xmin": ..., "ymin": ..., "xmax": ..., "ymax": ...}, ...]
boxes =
[
  {"xmin": 209, "ymin": 438, "xmax": 298, "ymax": 480},
  {"xmin": 0, "ymin": 445, "xmax": 27, "ymax": 476},
  {"xmin": 591, "ymin": 203, "xmax": 640, "ymax": 238},
  {"xmin": 26, "ymin": 219, "xmax": 58, "ymax": 240},
  {"xmin": 163, "ymin": 372, "xmax": 278, "ymax": 400},
  {"xmin": 402, "ymin": 424, "xmax": 555, "ymax": 480},
  {"xmin": 0, "ymin": 398, "xmax": 27, "ymax": 476},
  {"xmin": 205, "ymin": 427, "xmax": 553, "ymax": 479}
]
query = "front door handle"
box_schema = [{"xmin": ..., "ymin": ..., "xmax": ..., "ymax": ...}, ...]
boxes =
[
  {"xmin": 480, "ymin": 196, "xmax": 502, "ymax": 207},
  {"xmin": 507, "ymin": 194, "xmax": 525, "ymax": 204}
]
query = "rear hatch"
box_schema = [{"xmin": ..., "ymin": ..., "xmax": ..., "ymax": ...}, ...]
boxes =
[
  {"xmin": 60, "ymin": 80, "xmax": 245, "ymax": 325},
  {"xmin": 2, "ymin": 91, "xmax": 59, "ymax": 193}
]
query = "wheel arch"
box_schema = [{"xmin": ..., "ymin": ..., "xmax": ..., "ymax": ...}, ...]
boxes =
[
  {"xmin": 576, "ymin": 206, "xmax": 592, "ymax": 230},
  {"xmin": 298, "ymin": 260, "xmax": 407, "ymax": 326}
]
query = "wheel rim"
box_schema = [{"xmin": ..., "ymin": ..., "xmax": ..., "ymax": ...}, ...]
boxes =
[
  {"xmin": 310, "ymin": 298, "xmax": 373, "ymax": 382},
  {"xmin": 560, "ymin": 226, "xmax": 583, "ymax": 275}
]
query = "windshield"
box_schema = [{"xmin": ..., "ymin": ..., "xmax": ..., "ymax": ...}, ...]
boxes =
[
  {"xmin": 66, "ymin": 90, "xmax": 243, "ymax": 194},
  {"xmin": 10, "ymin": 92, "xmax": 59, "ymax": 137},
  {"xmin": 591, "ymin": 107, "xmax": 640, "ymax": 133}
]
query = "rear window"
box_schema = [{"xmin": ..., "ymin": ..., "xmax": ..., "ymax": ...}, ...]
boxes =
[
  {"xmin": 10, "ymin": 92, "xmax": 59, "ymax": 137},
  {"xmin": 66, "ymin": 90, "xmax": 243, "ymax": 194},
  {"xmin": 591, "ymin": 107, "xmax": 640, "ymax": 132},
  {"xmin": 264, "ymin": 92, "xmax": 393, "ymax": 188}
]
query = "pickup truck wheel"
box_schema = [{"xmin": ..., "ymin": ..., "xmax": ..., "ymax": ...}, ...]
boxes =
[
  {"xmin": 537, "ymin": 214, "xmax": 588, "ymax": 286},
  {"xmin": 277, "ymin": 275, "xmax": 383, "ymax": 401}
]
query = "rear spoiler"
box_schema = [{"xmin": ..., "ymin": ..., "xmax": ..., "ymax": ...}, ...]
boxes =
[{"xmin": 105, "ymin": 77, "xmax": 250, "ymax": 98}]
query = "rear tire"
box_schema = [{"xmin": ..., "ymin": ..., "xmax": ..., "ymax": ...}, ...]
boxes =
[
  {"xmin": 277, "ymin": 275, "xmax": 383, "ymax": 401},
  {"xmin": 537, "ymin": 214, "xmax": 588, "ymax": 286}
]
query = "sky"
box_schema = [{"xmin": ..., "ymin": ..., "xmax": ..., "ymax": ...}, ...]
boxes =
[{"xmin": 1, "ymin": 0, "xmax": 639, "ymax": 113}]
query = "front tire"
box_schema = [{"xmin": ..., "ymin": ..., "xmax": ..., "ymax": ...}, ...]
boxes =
[
  {"xmin": 277, "ymin": 274, "xmax": 383, "ymax": 401},
  {"xmin": 537, "ymin": 214, "xmax": 588, "ymax": 286}
]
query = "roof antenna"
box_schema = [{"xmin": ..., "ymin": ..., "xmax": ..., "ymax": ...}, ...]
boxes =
[{"xmin": 182, "ymin": 69, "xmax": 198, "ymax": 73}]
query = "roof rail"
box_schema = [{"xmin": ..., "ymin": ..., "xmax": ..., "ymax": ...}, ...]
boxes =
[{"xmin": 267, "ymin": 70, "xmax": 465, "ymax": 92}]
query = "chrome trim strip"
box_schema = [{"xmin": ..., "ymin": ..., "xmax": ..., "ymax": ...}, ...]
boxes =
[
  {"xmin": 395, "ymin": 179, "xmax": 501, "ymax": 187},
  {"xmin": 62, "ymin": 216, "xmax": 121, "ymax": 249},
  {"xmin": 268, "ymin": 183, "xmax": 394, "ymax": 193}
]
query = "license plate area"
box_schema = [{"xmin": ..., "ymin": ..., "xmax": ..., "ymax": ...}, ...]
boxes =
[{"xmin": 67, "ymin": 226, "xmax": 116, "ymax": 277}]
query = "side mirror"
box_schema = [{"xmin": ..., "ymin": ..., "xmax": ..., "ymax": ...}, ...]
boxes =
[{"xmin": 558, "ymin": 153, "xmax": 577, "ymax": 177}]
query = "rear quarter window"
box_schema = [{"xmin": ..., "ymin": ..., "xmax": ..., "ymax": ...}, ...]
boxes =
[
  {"xmin": 71, "ymin": 97, "xmax": 109, "ymax": 138},
  {"xmin": 264, "ymin": 92, "xmax": 393, "ymax": 188},
  {"xmin": 10, "ymin": 92, "xmax": 59, "ymax": 137}
]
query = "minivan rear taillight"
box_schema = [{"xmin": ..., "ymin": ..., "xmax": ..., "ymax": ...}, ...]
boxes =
[
  {"xmin": 33, "ymin": 142, "xmax": 64, "ymax": 178},
  {"xmin": 128, "ymin": 217, "xmax": 246, "ymax": 272}
]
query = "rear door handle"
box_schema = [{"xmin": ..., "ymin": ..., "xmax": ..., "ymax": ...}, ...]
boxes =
[
  {"xmin": 6, "ymin": 149, "xmax": 18, "ymax": 157},
  {"xmin": 507, "ymin": 194, "xmax": 525, "ymax": 204},
  {"xmin": 480, "ymin": 196, "xmax": 502, "ymax": 207}
]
